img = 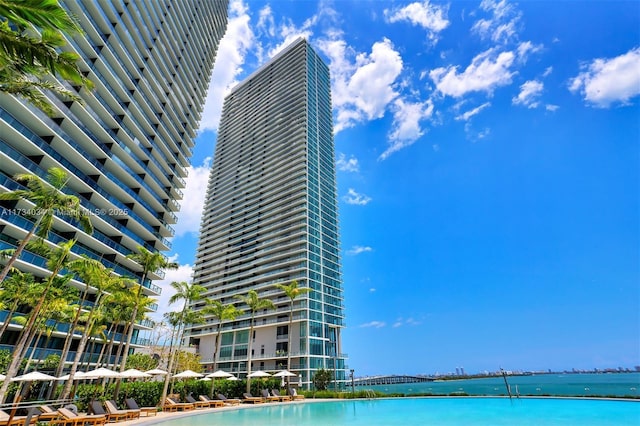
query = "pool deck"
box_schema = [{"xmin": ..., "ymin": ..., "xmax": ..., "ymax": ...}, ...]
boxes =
[{"xmin": 116, "ymin": 399, "xmax": 317, "ymax": 425}]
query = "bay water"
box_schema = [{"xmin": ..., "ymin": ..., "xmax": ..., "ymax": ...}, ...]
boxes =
[{"xmin": 367, "ymin": 372, "xmax": 640, "ymax": 397}]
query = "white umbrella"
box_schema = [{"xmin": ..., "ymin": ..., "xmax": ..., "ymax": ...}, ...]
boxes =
[
  {"xmin": 0, "ymin": 374, "xmax": 6, "ymax": 381},
  {"xmin": 199, "ymin": 377, "xmax": 211, "ymax": 381},
  {"xmin": 145, "ymin": 368, "xmax": 168, "ymax": 376},
  {"xmin": 173, "ymin": 370, "xmax": 204, "ymax": 379},
  {"xmin": 83, "ymin": 367, "xmax": 122, "ymax": 379},
  {"xmin": 120, "ymin": 369, "xmax": 152, "ymax": 379},
  {"xmin": 274, "ymin": 369, "xmax": 297, "ymax": 387},
  {"xmin": 273, "ymin": 370, "xmax": 296, "ymax": 377},
  {"xmin": 226, "ymin": 376, "xmax": 239, "ymax": 381},
  {"xmin": 206, "ymin": 370, "xmax": 233, "ymax": 379},
  {"xmin": 248, "ymin": 371, "xmax": 271, "ymax": 378},
  {"xmin": 11, "ymin": 371, "xmax": 57, "ymax": 382},
  {"xmin": 206, "ymin": 370, "xmax": 233, "ymax": 395},
  {"xmin": 56, "ymin": 371, "xmax": 88, "ymax": 381}
]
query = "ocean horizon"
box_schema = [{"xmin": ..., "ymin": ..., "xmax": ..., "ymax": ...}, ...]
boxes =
[{"xmin": 365, "ymin": 372, "xmax": 640, "ymax": 398}]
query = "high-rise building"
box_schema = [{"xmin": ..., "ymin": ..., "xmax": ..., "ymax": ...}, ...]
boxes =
[
  {"xmin": 189, "ymin": 38, "xmax": 347, "ymax": 389},
  {"xmin": 0, "ymin": 1, "xmax": 228, "ymax": 366}
]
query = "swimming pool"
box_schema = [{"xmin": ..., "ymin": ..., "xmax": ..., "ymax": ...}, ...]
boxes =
[{"xmin": 142, "ymin": 397, "xmax": 640, "ymax": 426}]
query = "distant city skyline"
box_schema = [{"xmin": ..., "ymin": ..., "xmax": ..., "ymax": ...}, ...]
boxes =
[{"xmin": 154, "ymin": 0, "xmax": 639, "ymax": 376}]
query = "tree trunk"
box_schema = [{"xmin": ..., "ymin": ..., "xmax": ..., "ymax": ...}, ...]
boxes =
[
  {"xmin": 246, "ymin": 315, "xmax": 254, "ymax": 393},
  {"xmin": 0, "ymin": 303, "xmax": 19, "ymax": 341},
  {"xmin": 60, "ymin": 305, "xmax": 100, "ymax": 399},
  {"xmin": 0, "ymin": 217, "xmax": 41, "ymax": 282},
  {"xmin": 0, "ymin": 277, "xmax": 56, "ymax": 402}
]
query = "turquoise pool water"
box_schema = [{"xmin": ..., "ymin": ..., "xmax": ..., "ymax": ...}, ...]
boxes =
[{"xmin": 144, "ymin": 398, "xmax": 640, "ymax": 426}]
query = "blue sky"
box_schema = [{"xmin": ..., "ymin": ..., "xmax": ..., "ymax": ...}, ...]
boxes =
[{"xmin": 153, "ymin": 0, "xmax": 639, "ymax": 376}]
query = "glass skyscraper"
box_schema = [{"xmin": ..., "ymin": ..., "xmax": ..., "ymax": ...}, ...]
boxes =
[
  {"xmin": 189, "ymin": 38, "xmax": 347, "ymax": 389},
  {"xmin": 0, "ymin": 1, "xmax": 228, "ymax": 367}
]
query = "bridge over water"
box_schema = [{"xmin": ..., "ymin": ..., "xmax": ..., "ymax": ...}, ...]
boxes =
[{"xmin": 353, "ymin": 375, "xmax": 433, "ymax": 386}]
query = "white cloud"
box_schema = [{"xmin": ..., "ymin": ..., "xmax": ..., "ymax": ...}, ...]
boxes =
[
  {"xmin": 430, "ymin": 48, "xmax": 516, "ymax": 97},
  {"xmin": 150, "ymin": 257, "xmax": 194, "ymax": 322},
  {"xmin": 347, "ymin": 245, "xmax": 373, "ymax": 255},
  {"xmin": 342, "ymin": 188, "xmax": 372, "ymax": 205},
  {"xmin": 516, "ymin": 41, "xmax": 543, "ymax": 62},
  {"xmin": 472, "ymin": 0, "xmax": 521, "ymax": 44},
  {"xmin": 393, "ymin": 317, "xmax": 421, "ymax": 328},
  {"xmin": 455, "ymin": 102, "xmax": 491, "ymax": 121},
  {"xmin": 199, "ymin": 0, "xmax": 255, "ymax": 132},
  {"xmin": 318, "ymin": 37, "xmax": 403, "ymax": 133},
  {"xmin": 542, "ymin": 66, "xmax": 553, "ymax": 77},
  {"xmin": 512, "ymin": 80, "xmax": 543, "ymax": 108},
  {"xmin": 359, "ymin": 321, "xmax": 386, "ymax": 328},
  {"xmin": 569, "ymin": 47, "xmax": 640, "ymax": 107},
  {"xmin": 545, "ymin": 104, "xmax": 559, "ymax": 112},
  {"xmin": 174, "ymin": 158, "xmax": 212, "ymax": 237},
  {"xmin": 336, "ymin": 153, "xmax": 359, "ymax": 172},
  {"xmin": 257, "ymin": 5, "xmax": 275, "ymax": 37},
  {"xmin": 384, "ymin": 1, "xmax": 450, "ymax": 43},
  {"xmin": 381, "ymin": 98, "xmax": 434, "ymax": 160}
]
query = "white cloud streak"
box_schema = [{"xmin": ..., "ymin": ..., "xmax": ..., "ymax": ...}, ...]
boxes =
[
  {"xmin": 347, "ymin": 245, "xmax": 373, "ymax": 255},
  {"xmin": 430, "ymin": 48, "xmax": 516, "ymax": 97},
  {"xmin": 384, "ymin": 1, "xmax": 450, "ymax": 43},
  {"xmin": 381, "ymin": 98, "xmax": 434, "ymax": 160},
  {"xmin": 336, "ymin": 153, "xmax": 359, "ymax": 172},
  {"xmin": 472, "ymin": 0, "xmax": 521, "ymax": 44},
  {"xmin": 455, "ymin": 102, "xmax": 491, "ymax": 121},
  {"xmin": 569, "ymin": 47, "xmax": 640, "ymax": 108},
  {"xmin": 199, "ymin": 0, "xmax": 255, "ymax": 132},
  {"xmin": 359, "ymin": 321, "xmax": 386, "ymax": 328},
  {"xmin": 512, "ymin": 80, "xmax": 543, "ymax": 108},
  {"xmin": 174, "ymin": 158, "xmax": 212, "ymax": 237},
  {"xmin": 342, "ymin": 188, "xmax": 372, "ymax": 205}
]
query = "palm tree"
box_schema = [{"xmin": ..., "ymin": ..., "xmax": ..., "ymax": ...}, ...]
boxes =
[
  {"xmin": 0, "ymin": 167, "xmax": 92, "ymax": 283},
  {"xmin": 234, "ymin": 290, "xmax": 275, "ymax": 392},
  {"xmin": 60, "ymin": 268, "xmax": 135, "ymax": 400},
  {"xmin": 120, "ymin": 246, "xmax": 177, "ymax": 373},
  {"xmin": 160, "ymin": 281, "xmax": 205, "ymax": 404},
  {"xmin": 0, "ymin": 0, "xmax": 93, "ymax": 115},
  {"xmin": 203, "ymin": 300, "xmax": 243, "ymax": 372},
  {"xmin": 274, "ymin": 280, "xmax": 312, "ymax": 381},
  {"xmin": 0, "ymin": 238, "xmax": 81, "ymax": 402},
  {"xmin": 0, "ymin": 269, "xmax": 36, "ymax": 340}
]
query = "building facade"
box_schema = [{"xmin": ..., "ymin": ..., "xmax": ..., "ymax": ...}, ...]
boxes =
[
  {"xmin": 189, "ymin": 38, "xmax": 347, "ymax": 389},
  {"xmin": 0, "ymin": 0, "xmax": 227, "ymax": 368}
]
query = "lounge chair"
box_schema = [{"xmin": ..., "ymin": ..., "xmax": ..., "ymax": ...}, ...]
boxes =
[
  {"xmin": 88, "ymin": 400, "xmax": 128, "ymax": 423},
  {"xmin": 288, "ymin": 387, "xmax": 306, "ymax": 400},
  {"xmin": 162, "ymin": 397, "xmax": 195, "ymax": 411},
  {"xmin": 261, "ymin": 389, "xmax": 280, "ymax": 402},
  {"xmin": 55, "ymin": 407, "xmax": 107, "ymax": 426},
  {"xmin": 185, "ymin": 395, "xmax": 209, "ymax": 409},
  {"xmin": 125, "ymin": 398, "xmax": 157, "ymax": 417},
  {"xmin": 216, "ymin": 393, "xmax": 241, "ymax": 405},
  {"xmin": 271, "ymin": 389, "xmax": 292, "ymax": 401},
  {"xmin": 105, "ymin": 401, "xmax": 139, "ymax": 421},
  {"xmin": 198, "ymin": 395, "xmax": 225, "ymax": 408},
  {"xmin": 36, "ymin": 405, "xmax": 60, "ymax": 422},
  {"xmin": 242, "ymin": 392, "xmax": 264, "ymax": 403},
  {"xmin": 0, "ymin": 409, "xmax": 35, "ymax": 426}
]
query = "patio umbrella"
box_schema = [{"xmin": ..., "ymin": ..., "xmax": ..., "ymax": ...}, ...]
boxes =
[
  {"xmin": 173, "ymin": 370, "xmax": 204, "ymax": 379},
  {"xmin": 226, "ymin": 376, "xmax": 239, "ymax": 381},
  {"xmin": 0, "ymin": 374, "xmax": 5, "ymax": 381},
  {"xmin": 274, "ymin": 370, "xmax": 297, "ymax": 387},
  {"xmin": 83, "ymin": 367, "xmax": 122, "ymax": 379},
  {"xmin": 10, "ymin": 371, "xmax": 58, "ymax": 413},
  {"xmin": 11, "ymin": 371, "xmax": 57, "ymax": 382},
  {"xmin": 56, "ymin": 371, "xmax": 88, "ymax": 381},
  {"xmin": 205, "ymin": 370, "xmax": 233, "ymax": 395},
  {"xmin": 120, "ymin": 369, "xmax": 152, "ymax": 379},
  {"xmin": 248, "ymin": 371, "xmax": 271, "ymax": 392},
  {"xmin": 145, "ymin": 368, "xmax": 168, "ymax": 376}
]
